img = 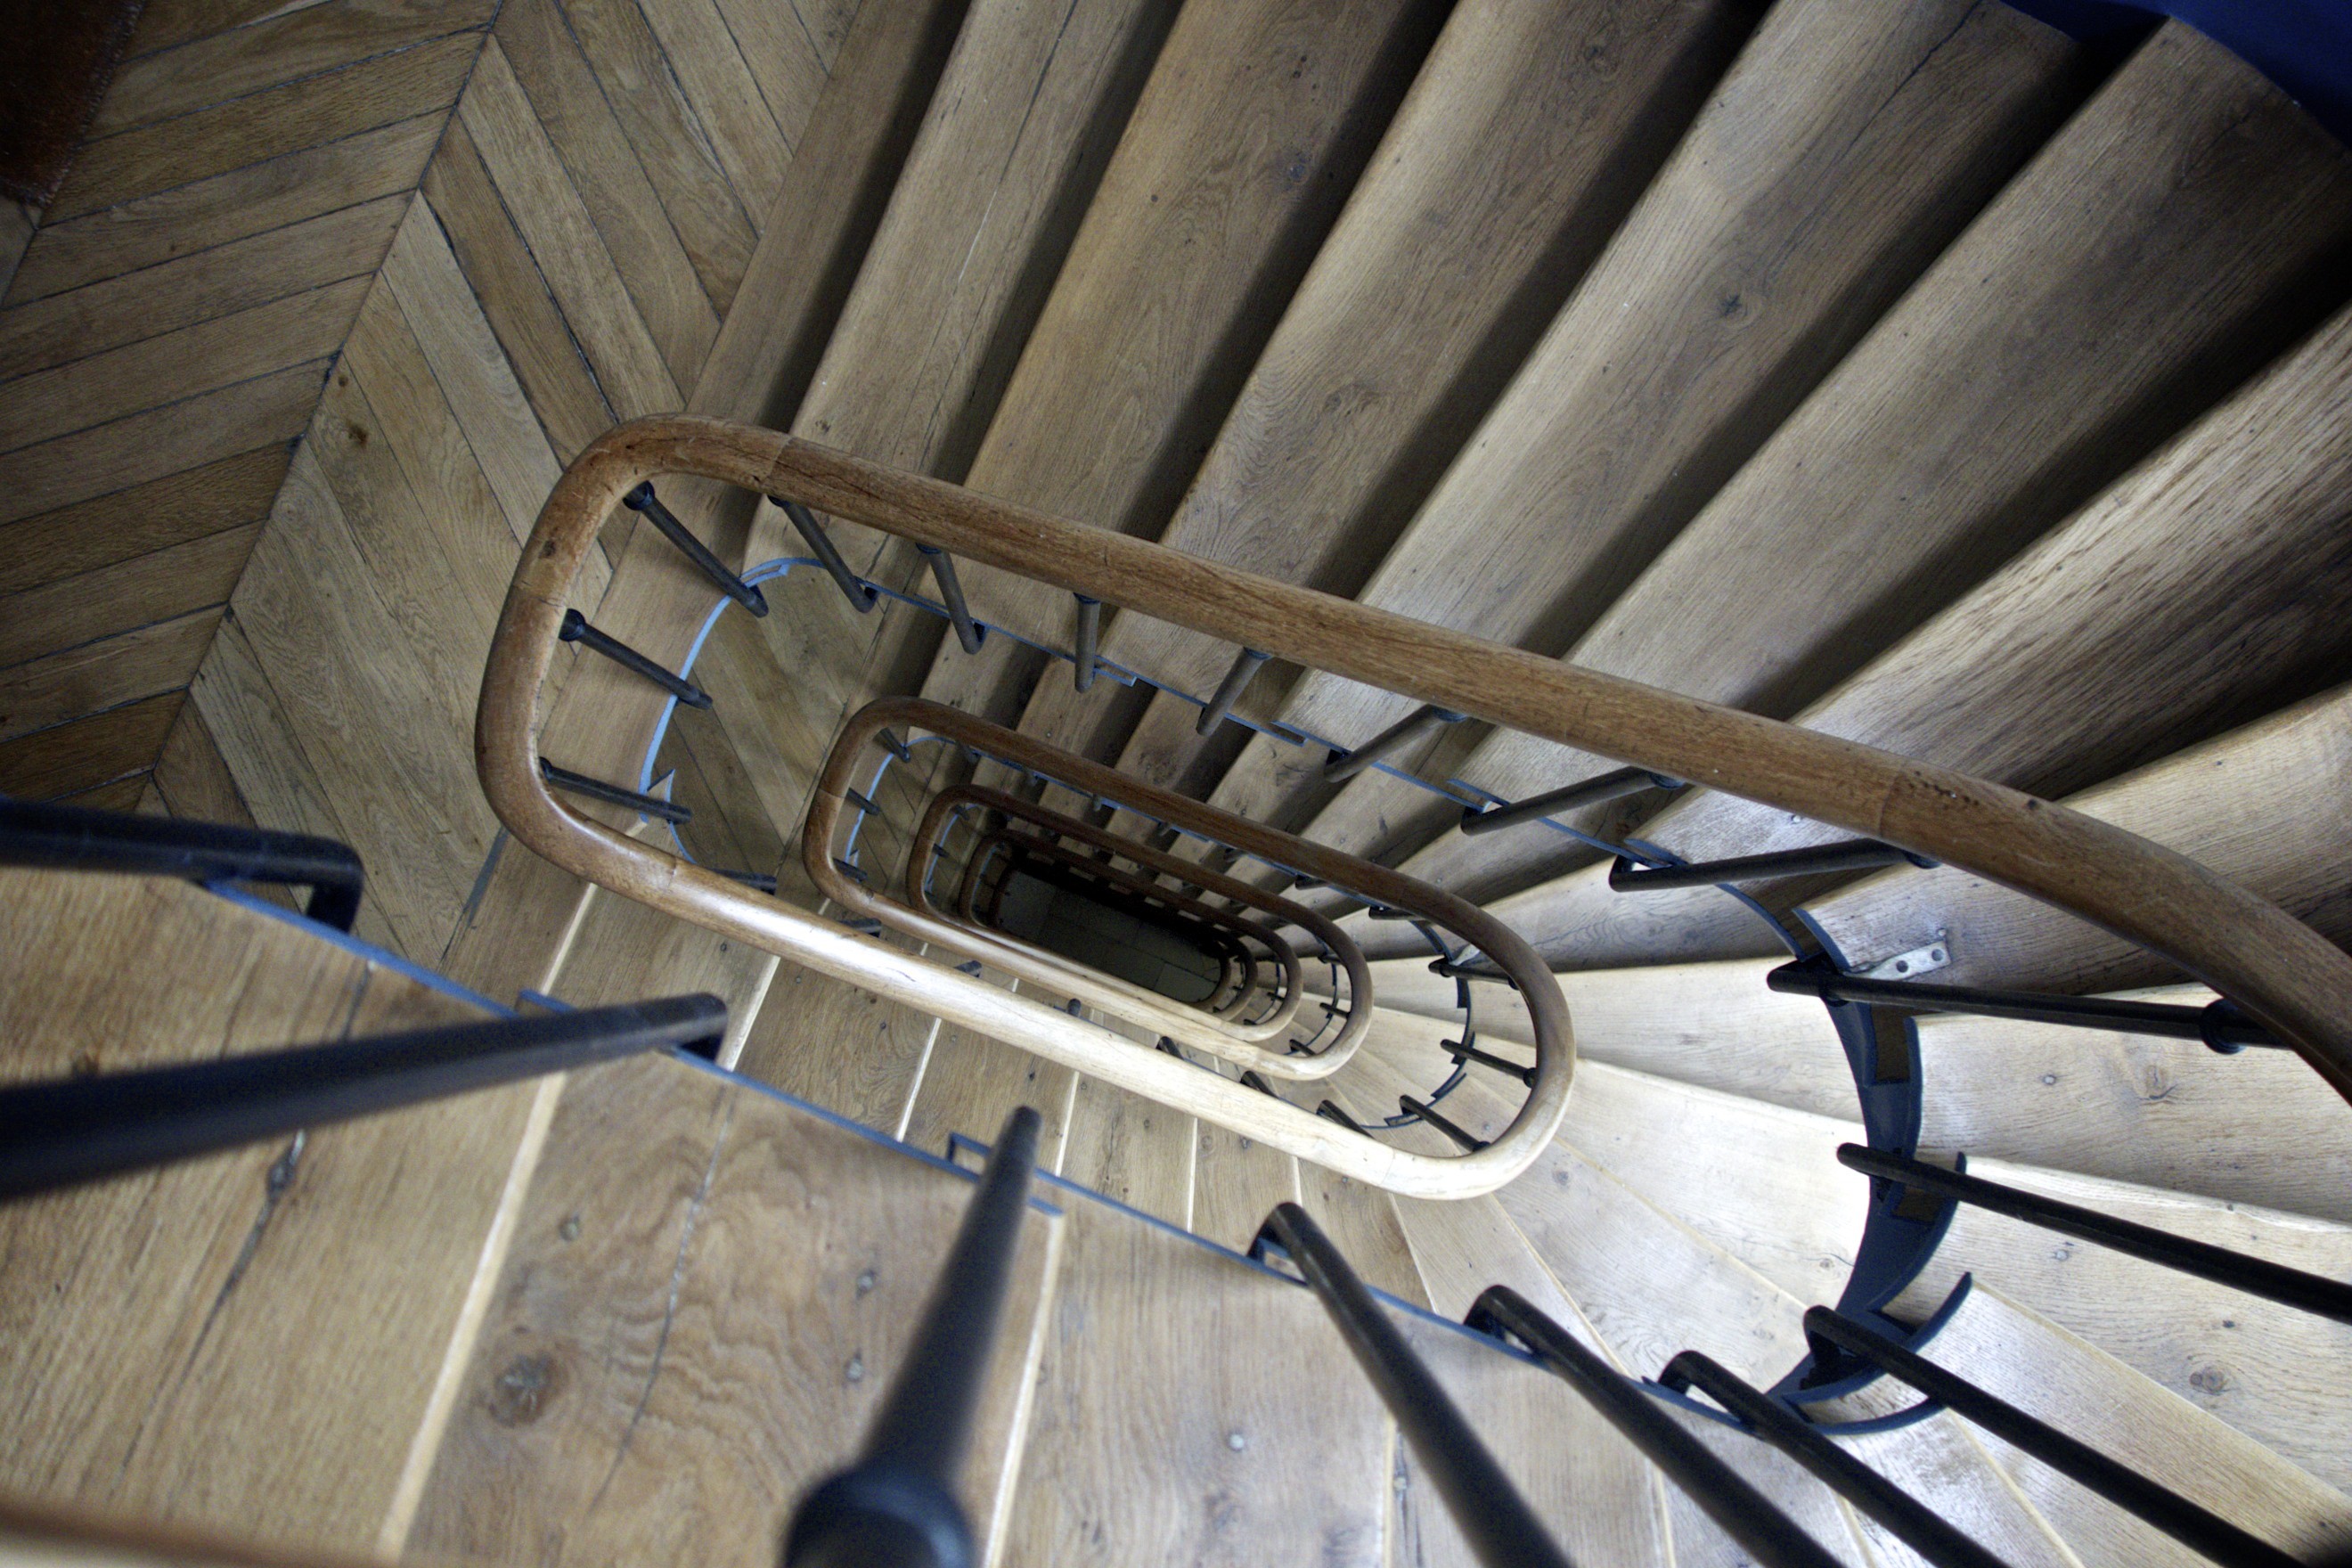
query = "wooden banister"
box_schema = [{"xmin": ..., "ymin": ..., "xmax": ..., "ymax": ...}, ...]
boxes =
[{"xmin": 480, "ymin": 420, "xmax": 2352, "ymax": 1207}]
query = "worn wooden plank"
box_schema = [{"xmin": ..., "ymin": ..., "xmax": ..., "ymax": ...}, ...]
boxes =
[
  {"xmin": 633, "ymin": 0, "xmax": 792, "ymax": 218},
  {"xmin": 910, "ymin": 0, "xmax": 1449, "ymax": 723},
  {"xmin": 732, "ymin": 957, "xmax": 941, "ymax": 1133},
  {"xmin": 127, "ymin": 0, "xmax": 334, "ymax": 58},
  {"xmin": 147, "ymin": 699, "xmax": 261, "ymax": 826},
  {"xmin": 5, "ymin": 114, "xmax": 445, "ymax": 306},
  {"xmin": 0, "ymin": 691, "xmax": 181, "ymax": 799},
  {"xmin": 93, "ymin": 0, "xmax": 496, "ymax": 137},
  {"xmin": 707, "ymin": 0, "xmax": 832, "ymax": 146},
  {"xmin": 1434, "ymin": 21, "xmax": 2352, "ymax": 842},
  {"xmin": 0, "ymin": 363, "xmax": 321, "ymax": 525},
  {"xmin": 1915, "ymin": 987, "xmax": 2352, "ymax": 1225},
  {"xmin": 1295, "ymin": 1159, "xmax": 1428, "ymax": 1310},
  {"xmin": 0, "ymin": 200, "xmax": 35, "ymax": 299},
  {"xmin": 546, "ymin": 877, "xmax": 776, "ymax": 1066},
  {"xmin": 562, "ymin": 0, "xmax": 758, "ymax": 312},
  {"xmin": 0, "ymin": 524, "xmax": 256, "ymax": 669},
  {"xmin": 998, "ymin": 1191, "xmax": 1392, "ymax": 1565},
  {"xmin": 227, "ymin": 445, "xmax": 502, "ymax": 956},
  {"xmin": 0, "ymin": 195, "xmax": 404, "ymax": 381},
  {"xmin": 0, "ymin": 610, "xmax": 219, "ymax": 746},
  {"xmin": 0, "ymin": 279, "xmax": 368, "ymax": 455},
  {"xmin": 1058, "ymin": 1070, "xmax": 1195, "ymax": 1229},
  {"xmin": 420, "ymin": 117, "xmax": 616, "ymax": 464},
  {"xmin": 1920, "ymin": 1285, "xmax": 2352, "ymax": 1558},
  {"xmin": 1807, "ymin": 680, "xmax": 2352, "ymax": 991},
  {"xmin": 402, "ymin": 1051, "xmax": 1058, "ymax": 1567},
  {"xmin": 0, "ymin": 868, "xmax": 550, "ymax": 1555},
  {"xmin": 1029, "ymin": 0, "xmax": 1762, "ymax": 764},
  {"xmin": 1393, "ymin": 1312, "xmax": 1671, "ymax": 1568},
  {"xmin": 188, "ymin": 609, "xmax": 357, "ymax": 846},
  {"xmin": 900, "ymin": 1017, "xmax": 1077, "ymax": 1167},
  {"xmin": 49, "ymin": 31, "xmax": 482, "ymax": 222}
]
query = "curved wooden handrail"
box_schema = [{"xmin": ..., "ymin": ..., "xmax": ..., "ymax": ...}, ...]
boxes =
[
  {"xmin": 919, "ymin": 782, "xmax": 1371, "ymax": 1043},
  {"xmin": 943, "ymin": 821, "xmax": 1306, "ymax": 1029},
  {"xmin": 810, "ymin": 701, "xmax": 1543, "ymax": 1087},
  {"xmin": 479, "ymin": 419, "xmax": 2352, "ymax": 1206}
]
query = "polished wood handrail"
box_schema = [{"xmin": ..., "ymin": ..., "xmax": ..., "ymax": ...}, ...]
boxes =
[
  {"xmin": 918, "ymin": 781, "xmax": 1373, "ymax": 1050},
  {"xmin": 945, "ymin": 822, "xmax": 1305, "ymax": 1028},
  {"xmin": 479, "ymin": 419, "xmax": 2352, "ymax": 1205},
  {"xmin": 810, "ymin": 700, "xmax": 1549, "ymax": 1090}
]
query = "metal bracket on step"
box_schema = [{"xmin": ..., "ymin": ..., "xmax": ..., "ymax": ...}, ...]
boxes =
[{"xmin": 1853, "ymin": 933, "xmax": 1951, "ymax": 982}]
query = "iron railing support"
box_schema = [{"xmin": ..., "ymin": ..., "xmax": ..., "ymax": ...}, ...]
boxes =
[
  {"xmin": 1196, "ymin": 648, "xmax": 1272, "ymax": 736},
  {"xmin": 1609, "ymin": 840, "xmax": 1931, "ymax": 893},
  {"xmin": 778, "ymin": 494, "xmax": 879, "ymax": 613},
  {"xmin": 1802, "ymin": 1309, "xmax": 2300, "ymax": 1568},
  {"xmin": 1071, "ymin": 595, "xmax": 1102, "ymax": 691},
  {"xmin": 624, "ymin": 481, "xmax": 768, "ymax": 614},
  {"xmin": 1324, "ymin": 705, "xmax": 1463, "ymax": 783},
  {"xmin": 1768, "ymin": 963, "xmax": 2281, "ymax": 1051},
  {"xmin": 1460, "ymin": 765, "xmax": 1680, "ymax": 837},
  {"xmin": 918, "ymin": 545, "xmax": 984, "ymax": 654},
  {"xmin": 0, "ymin": 798, "xmax": 364, "ymax": 931},
  {"xmin": 540, "ymin": 759, "xmax": 692, "ymax": 824},
  {"xmin": 559, "ymin": 608, "xmax": 712, "ymax": 707},
  {"xmin": 784, "ymin": 1107, "xmax": 1045, "ymax": 1568}
]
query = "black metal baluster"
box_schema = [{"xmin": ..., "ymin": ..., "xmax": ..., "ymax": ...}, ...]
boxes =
[
  {"xmin": 1766, "ymin": 964, "xmax": 2282, "ymax": 1051},
  {"xmin": 1399, "ymin": 1095, "xmax": 1487, "ymax": 1152},
  {"xmin": 541, "ymin": 759, "xmax": 692, "ymax": 824},
  {"xmin": 1255, "ymin": 1207, "xmax": 1573, "ymax": 1568},
  {"xmin": 1072, "ymin": 595, "xmax": 1101, "ymax": 691},
  {"xmin": 1803, "ymin": 1309, "xmax": 2299, "ymax": 1568},
  {"xmin": 624, "ymin": 482, "xmax": 768, "ymax": 615},
  {"xmin": 918, "ymin": 545, "xmax": 985, "ymax": 653},
  {"xmin": 1323, "ymin": 705, "xmax": 1464, "ymax": 783},
  {"xmin": 1609, "ymin": 840, "xmax": 1932, "ymax": 892},
  {"xmin": 1467, "ymin": 1288, "xmax": 1846, "ymax": 1568},
  {"xmin": 1658, "ymin": 1351, "xmax": 2010, "ymax": 1568},
  {"xmin": 784, "ymin": 1107, "xmax": 1044, "ymax": 1568},
  {"xmin": 559, "ymin": 608, "xmax": 712, "ymax": 707},
  {"xmin": 0, "ymin": 996, "xmax": 728, "ymax": 1201},
  {"xmin": 1836, "ymin": 1146, "xmax": 2352, "ymax": 1324},
  {"xmin": 1196, "ymin": 648, "xmax": 1272, "ymax": 736},
  {"xmin": 1459, "ymin": 765, "xmax": 1681, "ymax": 836},
  {"xmin": 777, "ymin": 494, "xmax": 878, "ymax": 612},
  {"xmin": 0, "ymin": 798, "xmax": 365, "ymax": 932},
  {"xmin": 1447, "ymin": 1037, "xmax": 1535, "ymax": 1087}
]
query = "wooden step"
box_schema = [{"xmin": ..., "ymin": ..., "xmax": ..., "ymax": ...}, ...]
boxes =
[
  {"xmin": 1383, "ymin": 281, "xmax": 2352, "ymax": 967},
  {"xmin": 0, "ymin": 870, "xmax": 532, "ymax": 1557},
  {"xmin": 1006, "ymin": 0, "xmax": 1761, "ymax": 769},
  {"xmin": 401, "ymin": 1050, "xmax": 1061, "ymax": 1568},
  {"xmin": 1912, "ymin": 984, "xmax": 2352, "ymax": 1225},
  {"xmin": 1888, "ymin": 1157, "xmax": 2352, "ymax": 1496},
  {"xmin": 1237, "ymin": 0, "xmax": 2103, "ymax": 872},
  {"xmin": 1906, "ymin": 1284, "xmax": 2352, "ymax": 1566},
  {"xmin": 901, "ymin": 0, "xmax": 1451, "ymax": 727},
  {"xmin": 1802, "ymin": 678, "xmax": 2352, "ymax": 991}
]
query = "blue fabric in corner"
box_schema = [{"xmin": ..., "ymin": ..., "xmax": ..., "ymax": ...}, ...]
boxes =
[{"xmin": 2004, "ymin": 0, "xmax": 2352, "ymax": 145}]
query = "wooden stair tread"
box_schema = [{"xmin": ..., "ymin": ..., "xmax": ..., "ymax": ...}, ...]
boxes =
[
  {"xmin": 728, "ymin": 953, "xmax": 942, "ymax": 1136},
  {"xmin": 404, "ymin": 1049, "xmax": 1061, "ymax": 1568},
  {"xmin": 0, "ymin": 870, "xmax": 529, "ymax": 1556},
  {"xmin": 1257, "ymin": 0, "xmax": 2101, "ymax": 872},
  {"xmin": 1390, "ymin": 282, "xmax": 2352, "ymax": 966},
  {"xmin": 1803, "ymin": 678, "xmax": 2352, "ymax": 990},
  {"xmin": 1914, "ymin": 984, "xmax": 2352, "ymax": 1224},
  {"xmin": 1890, "ymin": 1156, "xmax": 2352, "ymax": 1496},
  {"xmin": 1913, "ymin": 1284, "xmax": 2352, "ymax": 1564},
  {"xmin": 1010, "ymin": 0, "xmax": 1759, "ymax": 761}
]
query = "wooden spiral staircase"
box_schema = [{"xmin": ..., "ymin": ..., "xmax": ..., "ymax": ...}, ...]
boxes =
[{"xmin": 5, "ymin": 0, "xmax": 2352, "ymax": 1564}]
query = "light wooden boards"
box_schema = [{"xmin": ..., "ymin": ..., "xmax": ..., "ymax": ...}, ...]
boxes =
[
  {"xmin": 403, "ymin": 1050, "xmax": 1062, "ymax": 1568},
  {"xmin": 0, "ymin": 870, "xmax": 531, "ymax": 1556},
  {"xmin": 1805, "ymin": 680, "xmax": 2352, "ymax": 988}
]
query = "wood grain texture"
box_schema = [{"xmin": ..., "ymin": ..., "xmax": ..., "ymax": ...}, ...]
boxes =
[
  {"xmin": 732, "ymin": 957, "xmax": 940, "ymax": 1133},
  {"xmin": 1058, "ymin": 1066, "xmax": 1196, "ymax": 1229},
  {"xmin": 0, "ymin": 610, "xmax": 221, "ymax": 746},
  {"xmin": 0, "ymin": 525, "xmax": 257, "ymax": 669},
  {"xmin": 403, "ymin": 1051, "xmax": 1060, "ymax": 1568},
  {"xmin": 996, "ymin": 1190, "xmax": 1392, "ymax": 1565},
  {"xmin": 148, "ymin": 699, "xmax": 264, "ymax": 828},
  {"xmin": 47, "ymin": 31, "xmax": 482, "ymax": 222},
  {"xmin": 1892, "ymin": 1163, "xmax": 2352, "ymax": 1497},
  {"xmin": 1915, "ymin": 1285, "xmax": 2352, "ymax": 1559},
  {"xmin": 1392, "ymin": 1311, "xmax": 1671, "ymax": 1568},
  {"xmin": 1445, "ymin": 288, "xmax": 2352, "ymax": 961},
  {"xmin": 4, "ymin": 114, "xmax": 445, "ymax": 305},
  {"xmin": 1915, "ymin": 986, "xmax": 2352, "ymax": 1224},
  {"xmin": 1024, "ymin": 0, "xmax": 1763, "ymax": 761},
  {"xmin": 633, "ymin": 0, "xmax": 792, "ymax": 218},
  {"xmin": 0, "ymin": 691, "xmax": 182, "ymax": 799},
  {"xmin": 910, "ymin": 0, "xmax": 1448, "ymax": 717},
  {"xmin": 900, "ymin": 1017, "xmax": 1078, "ymax": 1168},
  {"xmin": 1198, "ymin": 0, "xmax": 2093, "ymax": 862},
  {"xmin": 0, "ymin": 448, "xmax": 284, "ymax": 599},
  {"xmin": 1441, "ymin": 20, "xmax": 2352, "ymax": 825},
  {"xmin": 0, "ymin": 196, "xmax": 404, "ymax": 382},
  {"xmin": 0, "ymin": 363, "xmax": 323, "ymax": 526},
  {"xmin": 92, "ymin": 0, "xmax": 495, "ymax": 138},
  {"xmin": 1805, "ymin": 680, "xmax": 2352, "ymax": 991},
  {"xmin": 0, "ymin": 869, "xmax": 533, "ymax": 1556},
  {"xmin": 548, "ymin": 862, "xmax": 779, "ymax": 1066}
]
